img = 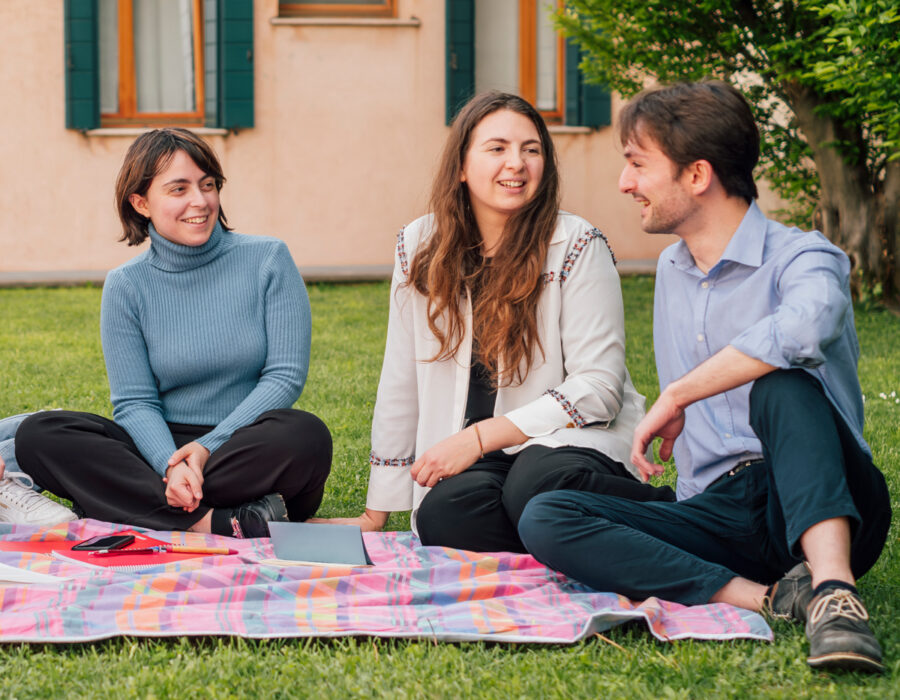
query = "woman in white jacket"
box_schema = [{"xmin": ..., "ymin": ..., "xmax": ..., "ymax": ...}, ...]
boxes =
[{"xmin": 334, "ymin": 91, "xmax": 674, "ymax": 551}]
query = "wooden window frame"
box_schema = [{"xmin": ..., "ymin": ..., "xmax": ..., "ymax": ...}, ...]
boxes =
[
  {"xmin": 101, "ymin": 0, "xmax": 205, "ymax": 127},
  {"xmin": 278, "ymin": 0, "xmax": 396, "ymax": 18},
  {"xmin": 518, "ymin": 0, "xmax": 565, "ymax": 122}
]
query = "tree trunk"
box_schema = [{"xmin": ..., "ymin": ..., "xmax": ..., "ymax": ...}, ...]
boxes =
[
  {"xmin": 782, "ymin": 82, "xmax": 897, "ymax": 304},
  {"xmin": 880, "ymin": 160, "xmax": 900, "ymax": 304}
]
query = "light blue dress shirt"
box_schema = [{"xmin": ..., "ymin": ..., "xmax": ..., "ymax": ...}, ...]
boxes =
[{"xmin": 653, "ymin": 202, "xmax": 868, "ymax": 500}]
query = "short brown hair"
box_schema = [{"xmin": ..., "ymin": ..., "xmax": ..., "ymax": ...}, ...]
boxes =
[
  {"xmin": 114, "ymin": 128, "xmax": 231, "ymax": 245},
  {"xmin": 618, "ymin": 81, "xmax": 759, "ymax": 202}
]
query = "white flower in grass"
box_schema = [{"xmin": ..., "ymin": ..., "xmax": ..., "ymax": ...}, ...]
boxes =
[{"xmin": 879, "ymin": 392, "xmax": 887, "ymax": 399}]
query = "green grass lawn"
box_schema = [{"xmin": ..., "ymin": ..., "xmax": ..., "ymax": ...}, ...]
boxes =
[{"xmin": 0, "ymin": 279, "xmax": 897, "ymax": 698}]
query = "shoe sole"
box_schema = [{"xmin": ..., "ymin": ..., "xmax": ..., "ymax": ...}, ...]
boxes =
[
  {"xmin": 807, "ymin": 651, "xmax": 885, "ymax": 674},
  {"xmin": 0, "ymin": 512, "xmax": 78, "ymax": 526}
]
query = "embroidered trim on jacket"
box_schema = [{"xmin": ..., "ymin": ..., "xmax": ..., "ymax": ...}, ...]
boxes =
[
  {"xmin": 558, "ymin": 228, "xmax": 616, "ymax": 283},
  {"xmin": 396, "ymin": 227, "xmax": 409, "ymax": 279},
  {"xmin": 545, "ymin": 389, "xmax": 587, "ymax": 428},
  {"xmin": 541, "ymin": 229, "xmax": 615, "ymax": 285},
  {"xmin": 370, "ymin": 450, "xmax": 414, "ymax": 468}
]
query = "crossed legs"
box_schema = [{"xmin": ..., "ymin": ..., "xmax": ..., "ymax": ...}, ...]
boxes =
[
  {"xmin": 16, "ymin": 408, "xmax": 332, "ymax": 531},
  {"xmin": 519, "ymin": 370, "xmax": 890, "ymax": 607},
  {"xmin": 519, "ymin": 370, "xmax": 891, "ymax": 671}
]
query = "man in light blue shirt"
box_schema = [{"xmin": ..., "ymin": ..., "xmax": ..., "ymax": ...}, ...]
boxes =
[
  {"xmin": 653, "ymin": 200, "xmax": 868, "ymax": 501},
  {"xmin": 519, "ymin": 81, "xmax": 891, "ymax": 674}
]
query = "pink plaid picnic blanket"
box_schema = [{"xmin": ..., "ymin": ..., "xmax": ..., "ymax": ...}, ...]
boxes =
[{"xmin": 0, "ymin": 520, "xmax": 772, "ymax": 644}]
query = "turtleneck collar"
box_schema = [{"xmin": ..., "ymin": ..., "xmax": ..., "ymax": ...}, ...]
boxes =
[{"xmin": 146, "ymin": 221, "xmax": 232, "ymax": 272}]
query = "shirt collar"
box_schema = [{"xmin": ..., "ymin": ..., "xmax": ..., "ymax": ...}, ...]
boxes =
[
  {"xmin": 666, "ymin": 201, "xmax": 766, "ymax": 274},
  {"xmin": 718, "ymin": 201, "xmax": 766, "ymax": 269},
  {"xmin": 549, "ymin": 224, "xmax": 567, "ymax": 246}
]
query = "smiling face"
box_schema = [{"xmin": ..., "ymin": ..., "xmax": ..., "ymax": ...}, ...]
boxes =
[
  {"xmin": 460, "ymin": 109, "xmax": 545, "ymax": 234},
  {"xmin": 618, "ymin": 132, "xmax": 699, "ymax": 236},
  {"xmin": 128, "ymin": 149, "xmax": 220, "ymax": 247}
]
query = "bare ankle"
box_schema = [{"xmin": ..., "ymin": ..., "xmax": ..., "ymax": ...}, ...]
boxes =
[
  {"xmin": 188, "ymin": 510, "xmax": 212, "ymax": 533},
  {"xmin": 709, "ymin": 577, "xmax": 768, "ymax": 611}
]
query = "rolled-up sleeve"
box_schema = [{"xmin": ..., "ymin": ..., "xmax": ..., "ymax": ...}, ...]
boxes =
[
  {"xmin": 505, "ymin": 230, "xmax": 626, "ymax": 435},
  {"xmin": 730, "ymin": 248, "xmax": 850, "ymax": 369}
]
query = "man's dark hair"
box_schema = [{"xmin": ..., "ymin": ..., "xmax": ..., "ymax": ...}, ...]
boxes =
[{"xmin": 618, "ymin": 81, "xmax": 760, "ymax": 202}]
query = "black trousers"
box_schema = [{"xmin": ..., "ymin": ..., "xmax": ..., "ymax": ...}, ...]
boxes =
[
  {"xmin": 415, "ymin": 444, "xmax": 676, "ymax": 553},
  {"xmin": 15, "ymin": 408, "xmax": 332, "ymax": 531},
  {"xmin": 519, "ymin": 370, "xmax": 892, "ymax": 604}
]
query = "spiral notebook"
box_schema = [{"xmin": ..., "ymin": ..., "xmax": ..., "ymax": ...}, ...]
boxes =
[
  {"xmin": 0, "ymin": 561, "xmax": 69, "ymax": 585},
  {"xmin": 51, "ymin": 530, "xmax": 207, "ymax": 571}
]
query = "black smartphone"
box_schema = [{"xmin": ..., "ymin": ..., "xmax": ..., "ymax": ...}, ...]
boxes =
[{"xmin": 71, "ymin": 534, "xmax": 136, "ymax": 551}]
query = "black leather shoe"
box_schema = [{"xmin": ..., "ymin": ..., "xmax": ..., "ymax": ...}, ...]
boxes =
[
  {"xmin": 806, "ymin": 587, "xmax": 884, "ymax": 673},
  {"xmin": 766, "ymin": 562, "xmax": 814, "ymax": 622},
  {"xmin": 228, "ymin": 493, "xmax": 288, "ymax": 539}
]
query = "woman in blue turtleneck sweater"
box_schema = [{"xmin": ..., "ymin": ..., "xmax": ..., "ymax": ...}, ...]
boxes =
[{"xmin": 16, "ymin": 129, "xmax": 331, "ymax": 538}]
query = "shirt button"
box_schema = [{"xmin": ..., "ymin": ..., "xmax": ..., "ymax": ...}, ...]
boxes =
[
  {"xmin": 724, "ymin": 433, "xmax": 732, "ymax": 439},
  {"xmin": 701, "ymin": 281, "xmax": 709, "ymax": 289},
  {"xmin": 697, "ymin": 333, "xmax": 704, "ymax": 342}
]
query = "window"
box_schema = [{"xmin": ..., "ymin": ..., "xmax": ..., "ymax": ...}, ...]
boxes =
[
  {"xmin": 474, "ymin": 0, "xmax": 563, "ymax": 119},
  {"xmin": 446, "ymin": 0, "xmax": 610, "ymax": 128},
  {"xmin": 64, "ymin": 0, "xmax": 254, "ymax": 131},
  {"xmin": 99, "ymin": 0, "xmax": 205, "ymax": 127},
  {"xmin": 278, "ymin": 0, "xmax": 396, "ymax": 18}
]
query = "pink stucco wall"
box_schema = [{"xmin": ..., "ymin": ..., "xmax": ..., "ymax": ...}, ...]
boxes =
[{"xmin": 0, "ymin": 1, "xmax": 781, "ymax": 280}]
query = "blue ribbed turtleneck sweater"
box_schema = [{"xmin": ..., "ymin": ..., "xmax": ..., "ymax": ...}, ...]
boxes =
[{"xmin": 100, "ymin": 223, "xmax": 311, "ymax": 476}]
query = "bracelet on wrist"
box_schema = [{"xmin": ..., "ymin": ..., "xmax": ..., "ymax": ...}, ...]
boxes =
[{"xmin": 472, "ymin": 423, "xmax": 485, "ymax": 458}]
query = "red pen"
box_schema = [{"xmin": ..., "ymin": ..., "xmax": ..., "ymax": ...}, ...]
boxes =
[
  {"xmin": 89, "ymin": 546, "xmax": 164, "ymax": 556},
  {"xmin": 89, "ymin": 545, "xmax": 237, "ymax": 557}
]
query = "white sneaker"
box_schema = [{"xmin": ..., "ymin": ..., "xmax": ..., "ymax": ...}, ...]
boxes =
[{"xmin": 0, "ymin": 474, "xmax": 78, "ymax": 526}]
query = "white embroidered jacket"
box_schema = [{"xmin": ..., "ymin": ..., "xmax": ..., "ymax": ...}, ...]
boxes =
[{"xmin": 366, "ymin": 212, "xmax": 647, "ymax": 528}]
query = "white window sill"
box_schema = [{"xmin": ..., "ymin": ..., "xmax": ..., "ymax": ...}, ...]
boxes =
[
  {"xmin": 548, "ymin": 125, "xmax": 593, "ymax": 135},
  {"xmin": 84, "ymin": 127, "xmax": 229, "ymax": 137},
  {"xmin": 270, "ymin": 16, "xmax": 421, "ymax": 27}
]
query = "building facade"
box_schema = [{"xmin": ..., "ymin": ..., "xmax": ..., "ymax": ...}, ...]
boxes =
[{"xmin": 1, "ymin": 1, "xmax": 779, "ymax": 283}]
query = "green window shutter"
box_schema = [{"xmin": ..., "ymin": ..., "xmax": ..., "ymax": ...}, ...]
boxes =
[
  {"xmin": 205, "ymin": 0, "xmax": 254, "ymax": 130},
  {"xmin": 64, "ymin": 0, "xmax": 100, "ymax": 130},
  {"xmin": 582, "ymin": 81, "xmax": 611, "ymax": 128},
  {"xmin": 564, "ymin": 39, "xmax": 581, "ymax": 127},
  {"xmin": 204, "ymin": 0, "xmax": 219, "ymax": 127},
  {"xmin": 564, "ymin": 38, "xmax": 610, "ymax": 128},
  {"xmin": 445, "ymin": 0, "xmax": 474, "ymax": 125}
]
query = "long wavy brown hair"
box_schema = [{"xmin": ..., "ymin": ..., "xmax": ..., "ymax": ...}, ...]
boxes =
[{"xmin": 407, "ymin": 91, "xmax": 560, "ymax": 386}]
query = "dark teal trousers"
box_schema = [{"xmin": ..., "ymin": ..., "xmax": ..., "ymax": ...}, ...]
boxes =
[{"xmin": 519, "ymin": 370, "xmax": 892, "ymax": 605}]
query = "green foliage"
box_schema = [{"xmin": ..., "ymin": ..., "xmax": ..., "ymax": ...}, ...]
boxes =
[
  {"xmin": 0, "ymin": 283, "xmax": 898, "ymax": 696},
  {"xmin": 804, "ymin": 0, "xmax": 900, "ymax": 164},
  {"xmin": 557, "ymin": 0, "xmax": 900, "ymax": 223}
]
